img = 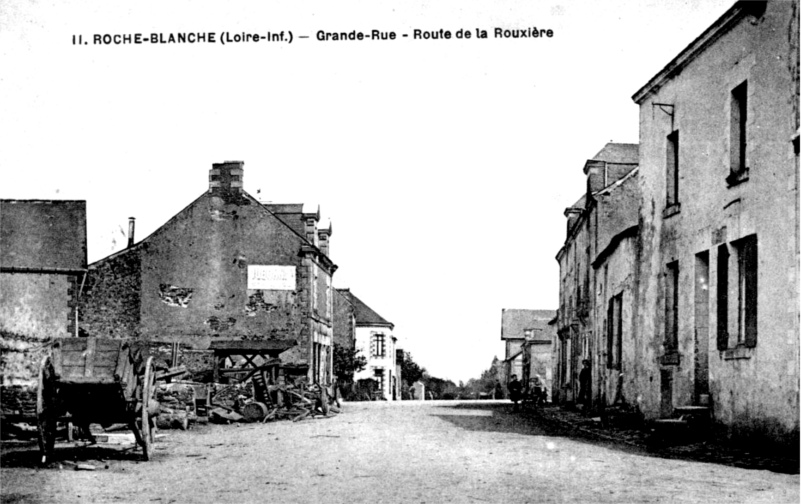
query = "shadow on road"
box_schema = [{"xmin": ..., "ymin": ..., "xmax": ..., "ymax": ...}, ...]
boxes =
[
  {"xmin": 430, "ymin": 402, "xmax": 800, "ymax": 475},
  {"xmin": 0, "ymin": 441, "xmax": 145, "ymax": 469},
  {"xmin": 430, "ymin": 402, "xmax": 555, "ymax": 437}
]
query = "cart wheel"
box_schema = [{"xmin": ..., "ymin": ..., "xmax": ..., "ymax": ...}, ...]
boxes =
[
  {"xmin": 139, "ymin": 356, "xmax": 156, "ymax": 461},
  {"xmin": 36, "ymin": 355, "xmax": 57, "ymax": 464}
]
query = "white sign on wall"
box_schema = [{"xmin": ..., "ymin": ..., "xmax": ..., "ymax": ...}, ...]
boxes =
[{"xmin": 247, "ymin": 265, "xmax": 296, "ymax": 290}]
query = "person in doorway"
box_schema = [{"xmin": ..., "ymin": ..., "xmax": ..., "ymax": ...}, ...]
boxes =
[
  {"xmin": 532, "ymin": 374, "xmax": 546, "ymax": 405},
  {"xmin": 578, "ymin": 360, "xmax": 592, "ymax": 413},
  {"xmin": 507, "ymin": 374, "xmax": 522, "ymax": 412}
]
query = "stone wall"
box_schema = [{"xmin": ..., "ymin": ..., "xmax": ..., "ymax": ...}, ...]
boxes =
[{"xmin": 79, "ymin": 250, "xmax": 142, "ymax": 339}]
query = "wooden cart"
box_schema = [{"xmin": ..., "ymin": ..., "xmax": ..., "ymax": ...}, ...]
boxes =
[{"xmin": 36, "ymin": 337, "xmax": 159, "ymax": 463}]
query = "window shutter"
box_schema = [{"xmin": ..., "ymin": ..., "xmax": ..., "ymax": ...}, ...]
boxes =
[
  {"xmin": 744, "ymin": 238, "xmax": 758, "ymax": 348},
  {"xmin": 605, "ymin": 304, "xmax": 613, "ymax": 369},
  {"xmin": 717, "ymin": 329, "xmax": 728, "ymax": 351},
  {"xmin": 717, "ymin": 245, "xmax": 729, "ymax": 351}
]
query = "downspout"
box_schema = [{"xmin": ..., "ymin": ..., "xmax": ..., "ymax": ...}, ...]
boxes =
[{"xmin": 76, "ymin": 270, "xmax": 88, "ymax": 337}]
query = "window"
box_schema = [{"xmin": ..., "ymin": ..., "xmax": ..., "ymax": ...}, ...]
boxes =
[
  {"xmin": 312, "ymin": 341, "xmax": 322, "ymax": 383},
  {"xmin": 665, "ymin": 261, "xmax": 679, "ymax": 352},
  {"xmin": 559, "ymin": 333, "xmax": 568, "ymax": 384},
  {"xmin": 311, "ymin": 264, "xmax": 318, "ymax": 311},
  {"xmin": 735, "ymin": 235, "xmax": 758, "ymax": 347},
  {"xmin": 729, "ymin": 81, "xmax": 748, "ymax": 179},
  {"xmin": 666, "ymin": 130, "xmax": 679, "ymax": 207},
  {"xmin": 716, "ymin": 245, "xmax": 730, "ymax": 350},
  {"xmin": 371, "ymin": 334, "xmax": 386, "ymax": 358},
  {"xmin": 606, "ymin": 293, "xmax": 623, "ymax": 369}
]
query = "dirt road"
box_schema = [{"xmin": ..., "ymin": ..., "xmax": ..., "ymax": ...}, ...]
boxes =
[{"xmin": 2, "ymin": 400, "xmax": 798, "ymax": 503}]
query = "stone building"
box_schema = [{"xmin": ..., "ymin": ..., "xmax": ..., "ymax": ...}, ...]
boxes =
[
  {"xmin": 336, "ymin": 289, "xmax": 399, "ymax": 400},
  {"xmin": 501, "ymin": 309, "xmax": 556, "ymax": 394},
  {"xmin": 79, "ymin": 161, "xmax": 337, "ymax": 384},
  {"xmin": 553, "ymin": 143, "xmax": 639, "ymax": 405},
  {"xmin": 631, "ymin": 0, "xmax": 799, "ymax": 445},
  {"xmin": 0, "ymin": 200, "xmax": 87, "ymax": 417}
]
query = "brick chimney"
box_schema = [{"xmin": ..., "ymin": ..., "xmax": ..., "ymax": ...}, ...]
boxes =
[
  {"xmin": 302, "ymin": 205, "xmax": 320, "ymax": 246},
  {"xmin": 318, "ymin": 223, "xmax": 332, "ymax": 257},
  {"xmin": 209, "ymin": 161, "xmax": 244, "ymax": 197}
]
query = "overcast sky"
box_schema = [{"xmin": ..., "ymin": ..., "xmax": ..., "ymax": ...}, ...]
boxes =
[{"xmin": 0, "ymin": 0, "xmax": 734, "ymax": 383}]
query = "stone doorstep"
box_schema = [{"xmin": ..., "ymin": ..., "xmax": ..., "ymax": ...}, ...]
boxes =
[
  {"xmin": 78, "ymin": 432, "xmax": 168, "ymax": 445},
  {"xmin": 91, "ymin": 433, "xmax": 136, "ymax": 444},
  {"xmin": 653, "ymin": 418, "xmax": 689, "ymax": 426}
]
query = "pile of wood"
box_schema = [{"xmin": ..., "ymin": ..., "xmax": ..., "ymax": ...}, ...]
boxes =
[
  {"xmin": 155, "ymin": 382, "xmax": 196, "ymax": 430},
  {"xmin": 208, "ymin": 378, "xmax": 339, "ymax": 424},
  {"xmin": 250, "ymin": 382, "xmax": 340, "ymax": 423},
  {"xmin": 155, "ymin": 356, "xmax": 341, "ymax": 426}
]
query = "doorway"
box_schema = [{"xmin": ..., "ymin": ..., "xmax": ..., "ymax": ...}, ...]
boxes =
[{"xmin": 694, "ymin": 251, "xmax": 710, "ymax": 403}]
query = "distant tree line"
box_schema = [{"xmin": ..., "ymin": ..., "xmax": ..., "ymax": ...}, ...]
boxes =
[{"xmin": 334, "ymin": 345, "xmax": 506, "ymax": 401}]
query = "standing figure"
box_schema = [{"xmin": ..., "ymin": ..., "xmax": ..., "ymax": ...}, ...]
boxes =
[
  {"xmin": 578, "ymin": 359, "xmax": 592, "ymax": 413},
  {"xmin": 532, "ymin": 374, "xmax": 546, "ymax": 405},
  {"xmin": 507, "ymin": 374, "xmax": 522, "ymax": 412}
]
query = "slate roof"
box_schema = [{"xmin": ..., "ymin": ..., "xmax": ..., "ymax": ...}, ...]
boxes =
[
  {"xmin": 501, "ymin": 309, "xmax": 556, "ymax": 340},
  {"xmin": 337, "ymin": 289, "xmax": 394, "ymax": 329},
  {"xmin": 0, "ymin": 200, "xmax": 87, "ymax": 271},
  {"xmin": 91, "ymin": 190, "xmax": 335, "ymax": 273},
  {"xmin": 590, "ymin": 143, "xmax": 639, "ymax": 164}
]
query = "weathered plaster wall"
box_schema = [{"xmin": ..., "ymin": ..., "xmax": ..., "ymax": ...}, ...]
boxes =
[
  {"xmin": 137, "ymin": 193, "xmax": 306, "ymax": 347},
  {"xmin": 0, "ymin": 273, "xmax": 73, "ymax": 339},
  {"xmin": 505, "ymin": 340, "xmax": 523, "ymax": 361},
  {"xmin": 595, "ymin": 174, "xmax": 639, "ymax": 260},
  {"xmin": 0, "ymin": 273, "xmax": 76, "ymax": 387},
  {"xmin": 635, "ymin": 1, "xmax": 799, "ymax": 444},
  {"xmin": 590, "ymin": 173, "xmax": 641, "ymax": 408},
  {"xmin": 0, "ymin": 200, "xmax": 86, "ymax": 271},
  {"xmin": 593, "ymin": 235, "xmax": 639, "ymax": 407}
]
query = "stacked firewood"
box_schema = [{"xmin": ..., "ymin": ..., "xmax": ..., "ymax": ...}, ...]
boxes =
[{"xmin": 155, "ymin": 382, "xmax": 196, "ymax": 430}]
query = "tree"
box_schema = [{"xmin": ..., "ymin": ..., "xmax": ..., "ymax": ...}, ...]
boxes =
[
  {"xmin": 462, "ymin": 356, "xmax": 505, "ymax": 398},
  {"xmin": 333, "ymin": 343, "xmax": 367, "ymax": 384},
  {"xmin": 401, "ymin": 351, "xmax": 426, "ymax": 385}
]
